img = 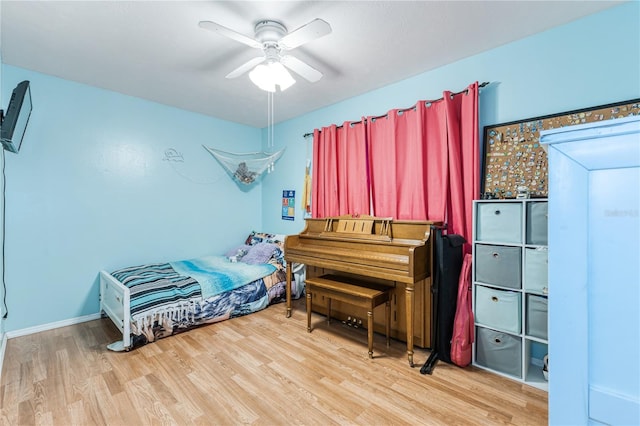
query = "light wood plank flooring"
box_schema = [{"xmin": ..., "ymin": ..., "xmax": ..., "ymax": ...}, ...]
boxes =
[{"xmin": 0, "ymin": 300, "xmax": 548, "ymax": 425}]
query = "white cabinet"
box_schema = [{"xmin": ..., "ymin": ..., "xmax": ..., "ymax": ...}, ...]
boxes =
[
  {"xmin": 472, "ymin": 199, "xmax": 548, "ymax": 390},
  {"xmin": 541, "ymin": 115, "xmax": 639, "ymax": 425}
]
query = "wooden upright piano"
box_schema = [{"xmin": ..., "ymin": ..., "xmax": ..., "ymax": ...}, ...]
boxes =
[{"xmin": 284, "ymin": 215, "xmax": 441, "ymax": 366}]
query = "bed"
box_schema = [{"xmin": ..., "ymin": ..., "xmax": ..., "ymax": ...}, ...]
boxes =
[{"xmin": 99, "ymin": 231, "xmax": 305, "ymax": 351}]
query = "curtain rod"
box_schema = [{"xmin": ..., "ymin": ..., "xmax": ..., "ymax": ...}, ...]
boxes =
[{"xmin": 303, "ymin": 81, "xmax": 490, "ymax": 138}]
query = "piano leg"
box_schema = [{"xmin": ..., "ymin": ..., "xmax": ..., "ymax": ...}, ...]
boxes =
[
  {"xmin": 306, "ymin": 291, "xmax": 312, "ymax": 332},
  {"xmin": 385, "ymin": 300, "xmax": 391, "ymax": 348},
  {"xmin": 406, "ymin": 284, "xmax": 415, "ymax": 367},
  {"xmin": 367, "ymin": 310, "xmax": 374, "ymax": 359},
  {"xmin": 286, "ymin": 264, "xmax": 292, "ymax": 318}
]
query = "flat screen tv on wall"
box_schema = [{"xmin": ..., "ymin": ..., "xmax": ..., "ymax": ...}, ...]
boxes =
[{"xmin": 1, "ymin": 80, "xmax": 32, "ymax": 154}]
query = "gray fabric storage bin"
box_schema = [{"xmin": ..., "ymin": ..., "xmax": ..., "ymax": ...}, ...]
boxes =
[
  {"xmin": 475, "ymin": 244, "xmax": 522, "ymax": 289},
  {"xmin": 526, "ymin": 294, "xmax": 548, "ymax": 340},
  {"xmin": 524, "ymin": 247, "xmax": 548, "ymax": 293},
  {"xmin": 475, "ymin": 285, "xmax": 522, "ymax": 333},
  {"xmin": 526, "ymin": 202, "xmax": 548, "ymax": 245},
  {"xmin": 475, "ymin": 327, "xmax": 523, "ymax": 378},
  {"xmin": 476, "ymin": 202, "xmax": 523, "ymax": 243}
]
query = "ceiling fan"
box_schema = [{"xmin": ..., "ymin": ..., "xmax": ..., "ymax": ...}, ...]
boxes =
[{"xmin": 198, "ymin": 18, "xmax": 332, "ymax": 88}]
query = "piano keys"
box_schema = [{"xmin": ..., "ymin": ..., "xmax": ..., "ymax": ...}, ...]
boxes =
[{"xmin": 284, "ymin": 215, "xmax": 442, "ymax": 367}]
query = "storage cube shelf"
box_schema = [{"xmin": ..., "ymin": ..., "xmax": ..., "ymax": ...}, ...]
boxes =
[
  {"xmin": 476, "ymin": 327, "xmax": 523, "ymax": 378},
  {"xmin": 524, "ymin": 247, "xmax": 548, "ymax": 294},
  {"xmin": 473, "ymin": 199, "xmax": 548, "ymax": 391},
  {"xmin": 475, "ymin": 202, "xmax": 523, "ymax": 243},
  {"xmin": 475, "ymin": 244, "xmax": 522, "ymax": 289},
  {"xmin": 475, "ymin": 285, "xmax": 522, "ymax": 334}
]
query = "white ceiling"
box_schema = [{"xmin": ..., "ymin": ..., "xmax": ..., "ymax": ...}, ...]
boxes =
[{"xmin": 0, "ymin": 1, "xmax": 623, "ymax": 128}]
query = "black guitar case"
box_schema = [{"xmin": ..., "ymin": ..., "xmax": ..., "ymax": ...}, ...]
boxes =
[{"xmin": 421, "ymin": 228, "xmax": 465, "ymax": 374}]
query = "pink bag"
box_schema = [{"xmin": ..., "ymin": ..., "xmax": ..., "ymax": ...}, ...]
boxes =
[{"xmin": 450, "ymin": 253, "xmax": 474, "ymax": 367}]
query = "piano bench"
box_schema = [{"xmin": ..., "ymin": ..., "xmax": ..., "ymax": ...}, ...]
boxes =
[{"xmin": 305, "ymin": 274, "xmax": 391, "ymax": 359}]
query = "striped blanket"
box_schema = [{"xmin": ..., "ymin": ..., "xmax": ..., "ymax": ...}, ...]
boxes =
[{"xmin": 111, "ymin": 262, "xmax": 201, "ymax": 318}]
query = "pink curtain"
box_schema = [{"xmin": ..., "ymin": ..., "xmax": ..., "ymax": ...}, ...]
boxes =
[
  {"xmin": 312, "ymin": 82, "xmax": 479, "ymax": 249},
  {"xmin": 443, "ymin": 83, "xmax": 479, "ymax": 254},
  {"xmin": 338, "ymin": 121, "xmax": 370, "ymax": 216},
  {"xmin": 312, "ymin": 121, "xmax": 369, "ymax": 217},
  {"xmin": 312, "ymin": 126, "xmax": 338, "ymax": 217},
  {"xmin": 368, "ymin": 104, "xmax": 434, "ymax": 220},
  {"xmin": 367, "ymin": 112, "xmax": 401, "ymax": 218},
  {"xmin": 421, "ymin": 100, "xmax": 450, "ymax": 222}
]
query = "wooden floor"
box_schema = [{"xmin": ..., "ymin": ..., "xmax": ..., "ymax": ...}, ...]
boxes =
[{"xmin": 0, "ymin": 299, "xmax": 548, "ymax": 425}]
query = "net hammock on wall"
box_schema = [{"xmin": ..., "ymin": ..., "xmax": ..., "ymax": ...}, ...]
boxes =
[{"xmin": 203, "ymin": 146, "xmax": 285, "ymax": 184}]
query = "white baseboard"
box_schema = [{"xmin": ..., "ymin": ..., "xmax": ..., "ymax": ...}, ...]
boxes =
[
  {"xmin": 0, "ymin": 332, "xmax": 7, "ymax": 384},
  {"xmin": 5, "ymin": 313, "xmax": 102, "ymax": 339}
]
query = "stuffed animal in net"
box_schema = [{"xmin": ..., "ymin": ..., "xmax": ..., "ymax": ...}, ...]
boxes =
[{"xmin": 234, "ymin": 162, "xmax": 258, "ymax": 184}]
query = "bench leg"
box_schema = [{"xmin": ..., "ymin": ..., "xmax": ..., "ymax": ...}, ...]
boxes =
[
  {"xmin": 327, "ymin": 298, "xmax": 332, "ymax": 324},
  {"xmin": 385, "ymin": 300, "xmax": 390, "ymax": 348},
  {"xmin": 367, "ymin": 310, "xmax": 374, "ymax": 359},
  {"xmin": 306, "ymin": 291, "xmax": 312, "ymax": 332}
]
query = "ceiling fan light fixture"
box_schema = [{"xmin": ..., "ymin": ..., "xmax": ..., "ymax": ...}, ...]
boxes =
[{"xmin": 249, "ymin": 61, "xmax": 296, "ymax": 93}]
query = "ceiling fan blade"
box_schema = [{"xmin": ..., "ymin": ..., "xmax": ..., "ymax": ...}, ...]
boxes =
[
  {"xmin": 226, "ymin": 57, "xmax": 266, "ymax": 79},
  {"xmin": 280, "ymin": 55, "xmax": 323, "ymax": 83},
  {"xmin": 198, "ymin": 21, "xmax": 262, "ymax": 49},
  {"xmin": 279, "ymin": 18, "xmax": 332, "ymax": 50}
]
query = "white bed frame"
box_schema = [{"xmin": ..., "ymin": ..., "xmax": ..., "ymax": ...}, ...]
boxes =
[
  {"xmin": 98, "ymin": 262, "xmax": 306, "ymax": 351},
  {"xmin": 99, "ymin": 270, "xmax": 132, "ymax": 350}
]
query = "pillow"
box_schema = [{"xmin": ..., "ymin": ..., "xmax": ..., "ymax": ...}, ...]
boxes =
[
  {"xmin": 245, "ymin": 231, "xmax": 286, "ymax": 246},
  {"xmin": 242, "ymin": 242, "xmax": 279, "ymax": 265},
  {"xmin": 225, "ymin": 244, "xmax": 250, "ymax": 262}
]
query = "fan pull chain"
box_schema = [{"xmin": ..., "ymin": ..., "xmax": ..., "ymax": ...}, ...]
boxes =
[{"xmin": 268, "ymin": 91, "xmax": 275, "ymax": 173}]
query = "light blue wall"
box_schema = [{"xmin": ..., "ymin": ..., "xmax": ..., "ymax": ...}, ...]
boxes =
[
  {"xmin": 1, "ymin": 2, "xmax": 638, "ymax": 335},
  {"xmin": 261, "ymin": 2, "xmax": 640, "ymax": 234},
  {"xmin": 0, "ymin": 43, "xmax": 5, "ymax": 339},
  {"xmin": 0, "ymin": 66, "xmax": 264, "ymax": 332}
]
